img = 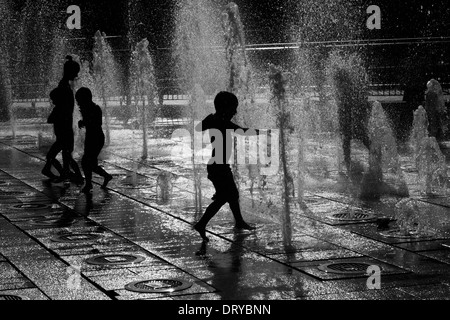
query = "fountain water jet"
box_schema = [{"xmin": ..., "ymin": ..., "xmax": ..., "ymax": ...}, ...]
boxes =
[
  {"xmin": 173, "ymin": 0, "xmax": 226, "ymax": 214},
  {"xmin": 410, "ymin": 105, "xmax": 449, "ymax": 195},
  {"xmin": 222, "ymin": 2, "xmax": 249, "ymax": 95},
  {"xmin": 361, "ymin": 101, "xmax": 409, "ymax": 199},
  {"xmin": 424, "ymin": 79, "xmax": 447, "ymax": 141},
  {"xmin": 189, "ymin": 84, "xmax": 208, "ymax": 213},
  {"xmin": 156, "ymin": 171, "xmax": 174, "ymax": 203},
  {"xmin": 268, "ymin": 65, "xmax": 295, "ymax": 248},
  {"xmin": 0, "ymin": 55, "xmax": 13, "ymax": 137},
  {"xmin": 1, "ymin": 0, "xmax": 65, "ymax": 139},
  {"xmin": 221, "ymin": 2, "xmax": 259, "ymax": 197},
  {"xmin": 0, "ymin": 63, "xmax": 15, "ymax": 140},
  {"xmin": 129, "ymin": 38, "xmax": 158, "ymax": 160},
  {"xmin": 410, "ymin": 106, "xmax": 429, "ymax": 158},
  {"xmin": 290, "ymin": 47, "xmax": 324, "ymax": 205},
  {"xmin": 416, "ymin": 136, "xmax": 448, "ymax": 196},
  {"xmin": 93, "ymin": 30, "xmax": 120, "ymax": 147},
  {"xmin": 326, "ymin": 50, "xmax": 371, "ymax": 174}
]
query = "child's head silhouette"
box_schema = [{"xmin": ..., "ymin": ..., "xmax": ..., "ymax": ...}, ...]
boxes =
[
  {"xmin": 214, "ymin": 91, "xmax": 238, "ymax": 120},
  {"xmin": 63, "ymin": 55, "xmax": 80, "ymax": 81},
  {"xmin": 75, "ymin": 87, "xmax": 93, "ymax": 106}
]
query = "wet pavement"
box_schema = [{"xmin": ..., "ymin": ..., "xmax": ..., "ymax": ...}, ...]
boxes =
[{"xmin": 2, "ymin": 134, "xmax": 450, "ymax": 302}]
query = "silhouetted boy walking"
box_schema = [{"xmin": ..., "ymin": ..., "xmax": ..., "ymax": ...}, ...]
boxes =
[
  {"xmin": 194, "ymin": 91, "xmax": 257, "ymax": 242},
  {"xmin": 75, "ymin": 87, "xmax": 112, "ymax": 194},
  {"xmin": 42, "ymin": 56, "xmax": 83, "ymax": 184}
]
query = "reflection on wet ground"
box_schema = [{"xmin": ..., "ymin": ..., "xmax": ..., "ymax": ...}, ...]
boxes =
[{"xmin": 2, "ymin": 135, "xmax": 450, "ymax": 300}]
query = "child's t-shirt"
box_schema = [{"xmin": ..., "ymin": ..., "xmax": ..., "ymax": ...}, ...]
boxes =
[
  {"xmin": 196, "ymin": 113, "xmax": 247, "ymax": 166},
  {"xmin": 80, "ymin": 102, "xmax": 103, "ymax": 140}
]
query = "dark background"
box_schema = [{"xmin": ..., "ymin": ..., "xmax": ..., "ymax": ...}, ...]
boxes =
[{"xmin": 3, "ymin": 0, "xmax": 450, "ymax": 93}]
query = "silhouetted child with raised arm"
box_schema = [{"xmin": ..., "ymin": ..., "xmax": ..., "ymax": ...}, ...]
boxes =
[
  {"xmin": 75, "ymin": 87, "xmax": 112, "ymax": 194},
  {"xmin": 194, "ymin": 91, "xmax": 258, "ymax": 242}
]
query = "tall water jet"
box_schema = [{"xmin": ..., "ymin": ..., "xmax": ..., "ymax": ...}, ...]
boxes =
[
  {"xmin": 68, "ymin": 54, "xmax": 86, "ymax": 157},
  {"xmin": 77, "ymin": 58, "xmax": 96, "ymax": 152},
  {"xmin": 410, "ymin": 105, "xmax": 448, "ymax": 195},
  {"xmin": 0, "ymin": 59, "xmax": 13, "ymax": 137},
  {"xmin": 173, "ymin": 0, "xmax": 226, "ymax": 94},
  {"xmin": 47, "ymin": 29, "xmax": 76, "ymax": 92},
  {"xmin": 79, "ymin": 60, "xmax": 96, "ymax": 94},
  {"xmin": 130, "ymin": 38, "xmax": 158, "ymax": 160},
  {"xmin": 189, "ymin": 84, "xmax": 208, "ymax": 213},
  {"xmin": 221, "ymin": 2, "xmax": 256, "ymax": 194},
  {"xmin": 290, "ymin": 47, "xmax": 323, "ymax": 204},
  {"xmin": 1, "ymin": 0, "xmax": 64, "ymax": 137},
  {"xmin": 93, "ymin": 30, "xmax": 119, "ymax": 147},
  {"xmin": 0, "ymin": 32, "xmax": 14, "ymax": 138},
  {"xmin": 79, "ymin": 58, "xmax": 99, "ymax": 144},
  {"xmin": 410, "ymin": 106, "xmax": 429, "ymax": 158},
  {"xmin": 416, "ymin": 136, "xmax": 448, "ymax": 195},
  {"xmin": 290, "ymin": 0, "xmax": 366, "ymax": 114},
  {"xmin": 269, "ymin": 65, "xmax": 294, "ymax": 248},
  {"xmin": 222, "ymin": 2, "xmax": 248, "ymax": 95},
  {"xmin": 173, "ymin": 0, "xmax": 226, "ymax": 213},
  {"xmin": 424, "ymin": 78, "xmax": 447, "ymax": 142},
  {"xmin": 0, "ymin": 0, "xmax": 12, "ymax": 126},
  {"xmin": 293, "ymin": 47, "xmax": 336, "ymax": 140},
  {"xmin": 362, "ymin": 101, "xmax": 409, "ymax": 199},
  {"xmin": 14, "ymin": 1, "xmax": 65, "ymax": 99},
  {"xmin": 0, "ymin": 5, "xmax": 12, "ymax": 130},
  {"xmin": 326, "ymin": 50, "xmax": 371, "ymax": 175}
]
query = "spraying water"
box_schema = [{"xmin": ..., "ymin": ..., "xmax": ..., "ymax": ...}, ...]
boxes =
[
  {"xmin": 268, "ymin": 64, "xmax": 294, "ymax": 248},
  {"xmin": 129, "ymin": 38, "xmax": 158, "ymax": 160},
  {"xmin": 410, "ymin": 105, "xmax": 448, "ymax": 195},
  {"xmin": 222, "ymin": 2, "xmax": 259, "ymax": 196},
  {"xmin": 156, "ymin": 171, "xmax": 174, "ymax": 203},
  {"xmin": 188, "ymin": 84, "xmax": 208, "ymax": 213},
  {"xmin": 416, "ymin": 136, "xmax": 448, "ymax": 195},
  {"xmin": 173, "ymin": 0, "xmax": 225, "ymax": 214},
  {"xmin": 0, "ymin": 0, "xmax": 67, "ymax": 138},
  {"xmin": 93, "ymin": 30, "xmax": 119, "ymax": 147},
  {"xmin": 410, "ymin": 105, "xmax": 429, "ymax": 158},
  {"xmin": 361, "ymin": 101, "xmax": 409, "ymax": 199}
]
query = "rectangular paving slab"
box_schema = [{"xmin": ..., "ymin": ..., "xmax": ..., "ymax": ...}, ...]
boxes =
[
  {"xmin": 0, "ymin": 216, "xmax": 111, "ymax": 300},
  {"xmin": 290, "ymin": 256, "xmax": 410, "ymax": 280},
  {"xmin": 0, "ymin": 288, "xmax": 49, "ymax": 300}
]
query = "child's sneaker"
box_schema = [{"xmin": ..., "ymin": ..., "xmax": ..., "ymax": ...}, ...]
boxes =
[
  {"xmin": 234, "ymin": 222, "xmax": 256, "ymax": 230},
  {"xmin": 41, "ymin": 167, "xmax": 58, "ymax": 180},
  {"xmin": 101, "ymin": 174, "xmax": 113, "ymax": 189}
]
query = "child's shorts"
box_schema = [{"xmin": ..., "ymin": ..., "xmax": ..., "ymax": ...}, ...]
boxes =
[{"xmin": 207, "ymin": 164, "xmax": 239, "ymax": 202}]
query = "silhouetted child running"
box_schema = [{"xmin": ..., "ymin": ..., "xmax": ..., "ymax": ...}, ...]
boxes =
[
  {"xmin": 194, "ymin": 91, "xmax": 258, "ymax": 242},
  {"xmin": 42, "ymin": 56, "xmax": 83, "ymax": 184},
  {"xmin": 75, "ymin": 87, "xmax": 112, "ymax": 194}
]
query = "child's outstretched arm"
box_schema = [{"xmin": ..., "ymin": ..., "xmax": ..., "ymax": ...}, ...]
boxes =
[{"xmin": 229, "ymin": 120, "xmax": 260, "ymax": 136}]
